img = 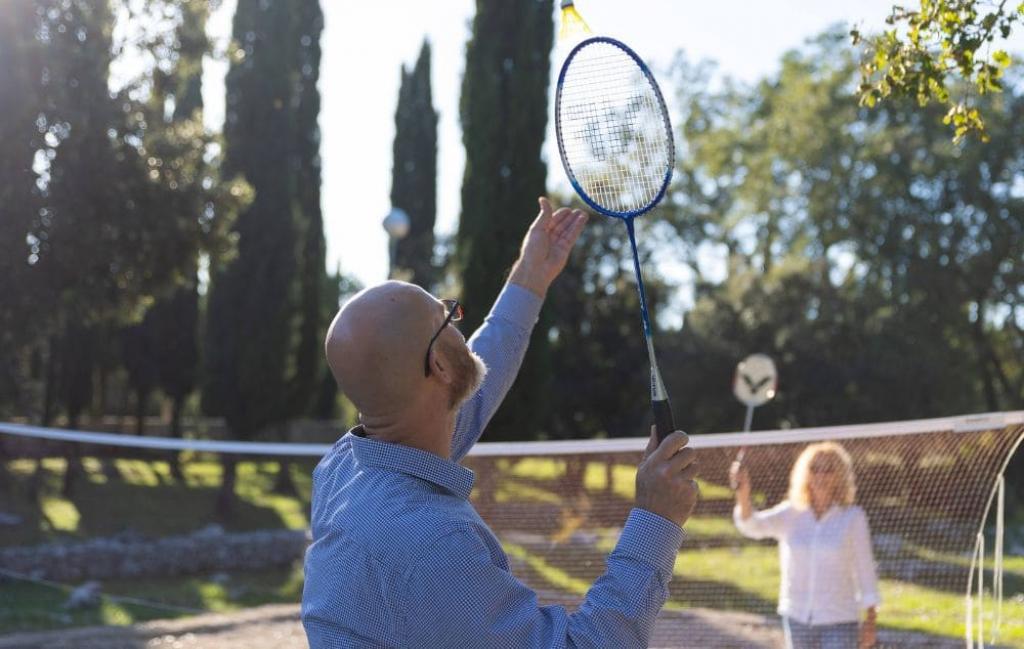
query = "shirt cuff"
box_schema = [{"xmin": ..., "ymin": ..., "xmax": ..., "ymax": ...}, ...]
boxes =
[
  {"xmin": 487, "ymin": 282, "xmax": 543, "ymax": 330},
  {"xmin": 860, "ymin": 592, "xmax": 881, "ymax": 608},
  {"xmin": 614, "ymin": 508, "xmax": 684, "ymax": 579}
]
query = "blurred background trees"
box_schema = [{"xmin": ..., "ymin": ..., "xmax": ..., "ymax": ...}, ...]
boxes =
[{"xmin": 0, "ymin": 1, "xmax": 1020, "ymax": 510}]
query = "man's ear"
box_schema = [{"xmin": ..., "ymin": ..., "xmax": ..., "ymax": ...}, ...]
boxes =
[{"xmin": 428, "ymin": 347, "xmax": 455, "ymax": 385}]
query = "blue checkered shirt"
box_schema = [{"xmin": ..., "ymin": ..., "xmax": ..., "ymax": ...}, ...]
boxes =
[{"xmin": 302, "ymin": 284, "xmax": 685, "ymax": 648}]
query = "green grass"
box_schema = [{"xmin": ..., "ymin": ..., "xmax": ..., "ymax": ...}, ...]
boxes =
[
  {"xmin": 0, "ymin": 564, "xmax": 304, "ymax": 634},
  {"xmin": 673, "ymin": 547, "xmax": 1024, "ymax": 644},
  {"xmin": 1, "ymin": 457, "xmax": 315, "ymax": 547},
  {"xmin": 508, "ymin": 534, "xmax": 1024, "ymax": 645},
  {"xmin": 502, "ymin": 457, "xmax": 732, "ymax": 502},
  {"xmin": 680, "ymin": 515, "xmax": 746, "ymax": 540}
]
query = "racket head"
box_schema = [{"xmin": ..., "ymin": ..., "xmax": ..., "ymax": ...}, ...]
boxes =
[{"xmin": 555, "ymin": 36, "xmax": 675, "ymax": 220}]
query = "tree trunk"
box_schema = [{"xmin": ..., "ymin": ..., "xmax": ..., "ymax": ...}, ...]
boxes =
[
  {"xmin": 61, "ymin": 413, "xmax": 82, "ymax": 498},
  {"xmin": 135, "ymin": 388, "xmax": 148, "ymax": 436},
  {"xmin": 273, "ymin": 460, "xmax": 297, "ymax": 496},
  {"xmin": 169, "ymin": 394, "xmax": 186, "ymax": 483},
  {"xmin": 216, "ymin": 455, "xmax": 237, "ymax": 518},
  {"xmin": 41, "ymin": 336, "xmax": 57, "ymax": 427},
  {"xmin": 971, "ymin": 304, "xmax": 1000, "ymax": 412}
]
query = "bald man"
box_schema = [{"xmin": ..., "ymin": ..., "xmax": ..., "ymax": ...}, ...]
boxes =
[{"xmin": 302, "ymin": 198, "xmax": 700, "ymax": 648}]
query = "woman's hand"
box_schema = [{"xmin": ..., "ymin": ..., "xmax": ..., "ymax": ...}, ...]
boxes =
[
  {"xmin": 859, "ymin": 607, "xmax": 877, "ymax": 648},
  {"xmin": 729, "ymin": 453, "xmax": 753, "ymax": 519}
]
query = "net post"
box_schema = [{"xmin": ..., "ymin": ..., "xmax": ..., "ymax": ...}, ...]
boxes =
[
  {"xmin": 978, "ymin": 530, "xmax": 985, "ymax": 648},
  {"xmin": 993, "ymin": 475, "xmax": 1004, "ymax": 644}
]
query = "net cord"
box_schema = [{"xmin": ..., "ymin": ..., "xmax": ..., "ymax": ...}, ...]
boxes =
[
  {"xmin": 0, "ymin": 566, "xmax": 206, "ymax": 615},
  {"xmin": 1, "ymin": 413, "xmax": 1021, "ymax": 457}
]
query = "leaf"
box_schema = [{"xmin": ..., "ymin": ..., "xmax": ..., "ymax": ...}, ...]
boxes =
[
  {"xmin": 874, "ymin": 48, "xmax": 890, "ymax": 69},
  {"xmin": 993, "ymin": 50, "xmax": 1011, "ymax": 68}
]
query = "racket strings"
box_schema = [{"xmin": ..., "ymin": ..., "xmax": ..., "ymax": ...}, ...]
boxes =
[{"xmin": 557, "ymin": 43, "xmax": 672, "ymax": 215}]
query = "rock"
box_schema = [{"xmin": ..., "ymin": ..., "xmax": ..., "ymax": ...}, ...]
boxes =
[
  {"xmin": 210, "ymin": 572, "xmax": 231, "ymax": 585},
  {"xmin": 63, "ymin": 580, "xmax": 103, "ymax": 610},
  {"xmin": 873, "ymin": 533, "xmax": 903, "ymax": 557},
  {"xmin": 195, "ymin": 524, "xmax": 225, "ymax": 538}
]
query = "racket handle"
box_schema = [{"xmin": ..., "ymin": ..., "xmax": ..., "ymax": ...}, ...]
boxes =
[{"xmin": 652, "ymin": 398, "xmax": 675, "ymax": 443}]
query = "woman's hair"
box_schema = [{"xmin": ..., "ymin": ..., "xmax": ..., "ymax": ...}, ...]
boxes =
[{"xmin": 788, "ymin": 442, "xmax": 857, "ymax": 509}]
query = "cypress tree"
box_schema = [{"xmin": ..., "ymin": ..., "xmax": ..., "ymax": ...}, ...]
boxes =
[
  {"xmin": 152, "ymin": 0, "xmax": 209, "ymax": 454},
  {"xmin": 456, "ymin": 0, "xmax": 555, "ymax": 439},
  {"xmin": 205, "ymin": 0, "xmax": 298, "ymax": 512},
  {"xmin": 276, "ymin": 0, "xmax": 326, "ymax": 494},
  {"xmin": 0, "ymin": 0, "xmax": 45, "ymax": 414},
  {"xmin": 390, "ymin": 40, "xmax": 439, "ymax": 289},
  {"xmin": 205, "ymin": 0, "xmax": 328, "ymax": 508},
  {"xmin": 287, "ymin": 0, "xmax": 327, "ymax": 419}
]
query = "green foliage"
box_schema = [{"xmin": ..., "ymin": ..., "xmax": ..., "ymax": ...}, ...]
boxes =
[
  {"xmin": 204, "ymin": 0, "xmax": 324, "ymax": 437},
  {"xmin": 546, "ymin": 215, "xmax": 669, "ymax": 439},
  {"xmin": 0, "ymin": 0, "xmax": 46, "ymax": 417},
  {"xmin": 391, "ymin": 40, "xmax": 439, "ymax": 289},
  {"xmin": 661, "ymin": 34, "xmax": 1024, "ymax": 501},
  {"xmin": 287, "ymin": 0, "xmax": 327, "ymax": 420},
  {"xmin": 852, "ymin": 0, "xmax": 1020, "ymax": 143},
  {"xmin": 0, "ymin": 1, "xmax": 45, "ymax": 345},
  {"xmin": 124, "ymin": 2, "xmax": 211, "ymax": 437},
  {"xmin": 457, "ymin": 0, "xmax": 555, "ymax": 440},
  {"xmin": 0, "ymin": 0, "xmax": 246, "ymax": 425}
]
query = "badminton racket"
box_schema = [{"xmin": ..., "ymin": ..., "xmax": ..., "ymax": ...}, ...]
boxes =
[{"xmin": 555, "ymin": 36, "xmax": 676, "ymax": 442}]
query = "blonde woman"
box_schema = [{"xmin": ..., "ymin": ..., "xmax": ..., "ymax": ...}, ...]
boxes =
[{"xmin": 730, "ymin": 442, "xmax": 880, "ymax": 649}]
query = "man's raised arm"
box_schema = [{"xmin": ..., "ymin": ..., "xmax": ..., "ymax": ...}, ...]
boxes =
[{"xmin": 450, "ymin": 197, "xmax": 587, "ymax": 459}]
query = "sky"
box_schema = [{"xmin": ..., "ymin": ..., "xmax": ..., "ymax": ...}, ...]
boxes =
[{"xmin": 196, "ymin": 1, "xmax": 973, "ymax": 290}]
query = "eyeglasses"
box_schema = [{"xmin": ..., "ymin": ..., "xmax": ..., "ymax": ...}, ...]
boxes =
[{"xmin": 424, "ymin": 299, "xmax": 464, "ymax": 376}]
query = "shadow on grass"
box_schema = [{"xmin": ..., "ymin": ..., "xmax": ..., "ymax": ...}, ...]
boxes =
[
  {"xmin": 0, "ymin": 564, "xmax": 303, "ymax": 636},
  {"xmin": 0, "ymin": 458, "xmax": 317, "ymax": 548}
]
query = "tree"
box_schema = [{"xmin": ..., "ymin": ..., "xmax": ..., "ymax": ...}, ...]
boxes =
[
  {"xmin": 0, "ymin": 0, "xmax": 46, "ymax": 418},
  {"xmin": 276, "ymin": 0, "xmax": 327, "ymax": 495},
  {"xmin": 852, "ymin": 0, "xmax": 1023, "ymax": 142},
  {"xmin": 152, "ymin": 0, "xmax": 209, "ymax": 460},
  {"xmin": 661, "ymin": 32, "xmax": 1024, "ymax": 505},
  {"xmin": 22, "ymin": 0, "xmax": 246, "ymax": 493},
  {"xmin": 546, "ymin": 214, "xmax": 669, "ymax": 440},
  {"xmin": 205, "ymin": 0, "xmax": 327, "ymax": 510},
  {"xmin": 287, "ymin": 0, "xmax": 327, "ymax": 422},
  {"xmin": 118, "ymin": 0, "xmax": 245, "ymax": 448},
  {"xmin": 456, "ymin": 0, "xmax": 555, "ymax": 440},
  {"xmin": 128, "ymin": 0, "xmax": 239, "ymax": 485},
  {"xmin": 390, "ymin": 40, "xmax": 439, "ymax": 289}
]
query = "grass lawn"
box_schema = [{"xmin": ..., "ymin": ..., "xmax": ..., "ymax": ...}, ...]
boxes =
[
  {"xmin": 0, "ymin": 457, "xmax": 316, "ymax": 547},
  {"xmin": 1, "ymin": 564, "xmax": 304, "ymax": 634}
]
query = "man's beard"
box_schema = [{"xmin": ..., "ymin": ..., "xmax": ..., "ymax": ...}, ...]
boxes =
[{"xmin": 445, "ymin": 341, "xmax": 488, "ymax": 410}]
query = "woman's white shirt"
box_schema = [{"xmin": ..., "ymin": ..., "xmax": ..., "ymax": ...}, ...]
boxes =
[{"xmin": 733, "ymin": 501, "xmax": 881, "ymax": 625}]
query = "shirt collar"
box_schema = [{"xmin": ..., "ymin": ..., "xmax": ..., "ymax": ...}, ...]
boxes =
[{"xmin": 347, "ymin": 427, "xmax": 475, "ymax": 500}]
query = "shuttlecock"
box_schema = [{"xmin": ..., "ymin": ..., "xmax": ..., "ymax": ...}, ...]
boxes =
[{"xmin": 559, "ymin": 0, "xmax": 592, "ymax": 44}]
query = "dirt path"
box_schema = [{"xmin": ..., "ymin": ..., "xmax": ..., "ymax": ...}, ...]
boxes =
[
  {"xmin": 0, "ymin": 604, "xmax": 976, "ymax": 648},
  {"xmin": 0, "ymin": 605, "xmax": 307, "ymax": 649}
]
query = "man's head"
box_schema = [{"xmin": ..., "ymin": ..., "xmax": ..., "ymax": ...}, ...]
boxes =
[{"xmin": 325, "ymin": 281, "xmax": 486, "ymax": 422}]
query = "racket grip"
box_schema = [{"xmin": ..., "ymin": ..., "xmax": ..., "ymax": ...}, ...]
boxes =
[{"xmin": 652, "ymin": 398, "xmax": 675, "ymax": 443}]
